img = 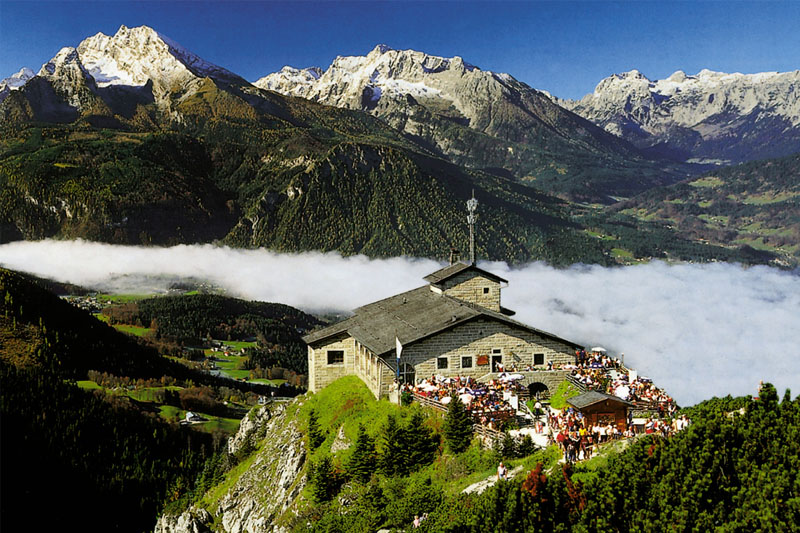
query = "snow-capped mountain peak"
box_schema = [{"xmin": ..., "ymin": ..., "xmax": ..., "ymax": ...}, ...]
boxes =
[
  {"xmin": 38, "ymin": 47, "xmax": 85, "ymax": 77},
  {"xmin": 255, "ymin": 66, "xmax": 323, "ymax": 97},
  {"xmin": 563, "ymin": 67, "xmax": 800, "ymax": 163},
  {"xmin": 2, "ymin": 25, "xmax": 255, "ymax": 121},
  {"xmin": 0, "ymin": 67, "xmax": 35, "ymax": 102},
  {"xmin": 1, "ymin": 67, "xmax": 34, "ymax": 89},
  {"xmin": 75, "ymin": 24, "xmax": 244, "ymax": 89},
  {"xmin": 372, "ymin": 44, "xmax": 393, "ymax": 55},
  {"xmin": 254, "ymin": 45, "xmax": 492, "ymax": 115}
]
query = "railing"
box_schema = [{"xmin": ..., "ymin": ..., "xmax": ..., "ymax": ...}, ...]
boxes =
[
  {"xmin": 412, "ymin": 392, "xmax": 448, "ymax": 413},
  {"xmin": 472, "ymin": 409, "xmax": 516, "ymax": 426},
  {"xmin": 473, "ymin": 423, "xmax": 503, "ymax": 443},
  {"xmin": 565, "ymin": 374, "xmax": 589, "ymax": 393},
  {"xmin": 412, "ymin": 392, "xmax": 515, "ymax": 436}
]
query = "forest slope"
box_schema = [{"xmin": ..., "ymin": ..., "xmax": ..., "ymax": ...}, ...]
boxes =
[{"xmin": 613, "ymin": 152, "xmax": 800, "ymax": 268}]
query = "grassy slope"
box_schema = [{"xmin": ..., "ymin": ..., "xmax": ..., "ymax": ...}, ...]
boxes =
[{"xmin": 197, "ymin": 376, "xmax": 561, "ymax": 530}]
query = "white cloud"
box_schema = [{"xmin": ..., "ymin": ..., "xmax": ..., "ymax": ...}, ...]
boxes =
[{"xmin": 1, "ymin": 240, "xmax": 798, "ymax": 406}]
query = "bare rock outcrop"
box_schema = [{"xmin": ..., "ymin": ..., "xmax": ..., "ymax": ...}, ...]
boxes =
[{"xmin": 155, "ymin": 400, "xmax": 307, "ymax": 533}]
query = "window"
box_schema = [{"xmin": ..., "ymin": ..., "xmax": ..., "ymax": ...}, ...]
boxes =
[
  {"xmin": 483, "ymin": 287, "xmax": 490, "ymax": 294},
  {"xmin": 461, "ymin": 356, "xmax": 473, "ymax": 368},
  {"xmin": 400, "ymin": 363, "xmax": 416, "ymax": 385},
  {"xmin": 492, "ymin": 348, "xmax": 502, "ymax": 354},
  {"xmin": 327, "ymin": 350, "xmax": 344, "ymax": 365},
  {"xmin": 534, "ymin": 353, "xmax": 544, "ymax": 365},
  {"xmin": 437, "ymin": 357, "xmax": 448, "ymax": 370}
]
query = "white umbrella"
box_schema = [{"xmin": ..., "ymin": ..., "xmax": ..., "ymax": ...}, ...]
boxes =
[
  {"xmin": 590, "ymin": 347, "xmax": 607, "ymax": 353},
  {"xmin": 459, "ymin": 393, "xmax": 474, "ymax": 405},
  {"xmin": 615, "ymin": 385, "xmax": 630, "ymax": 399},
  {"xmin": 441, "ymin": 396, "xmax": 452, "ymax": 404}
]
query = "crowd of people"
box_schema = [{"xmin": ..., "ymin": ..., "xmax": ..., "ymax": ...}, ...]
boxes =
[
  {"xmin": 563, "ymin": 349, "xmax": 677, "ymax": 415},
  {"xmin": 402, "ymin": 374, "xmax": 519, "ymax": 428},
  {"xmin": 606, "ymin": 373, "xmax": 676, "ymax": 413},
  {"xmin": 547, "ymin": 406, "xmax": 618, "ymax": 463},
  {"xmin": 564, "ymin": 349, "xmax": 623, "ymax": 389},
  {"xmin": 400, "ymin": 348, "xmax": 687, "ymax": 467},
  {"xmin": 642, "ymin": 414, "xmax": 691, "ymax": 436},
  {"xmin": 546, "ymin": 404, "xmax": 691, "ymax": 463}
]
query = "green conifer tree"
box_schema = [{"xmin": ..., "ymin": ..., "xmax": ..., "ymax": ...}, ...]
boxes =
[
  {"xmin": 443, "ymin": 393, "xmax": 473, "ymax": 453},
  {"xmin": 309, "ymin": 455, "xmax": 335, "ymax": 502},
  {"xmin": 517, "ymin": 434, "xmax": 536, "ymax": 457},
  {"xmin": 377, "ymin": 414, "xmax": 404, "ymax": 476},
  {"xmin": 347, "ymin": 424, "xmax": 377, "ymax": 483},
  {"xmin": 308, "ymin": 408, "xmax": 325, "ymax": 450},
  {"xmin": 402, "ymin": 411, "xmax": 439, "ymax": 474},
  {"xmin": 500, "ymin": 431, "xmax": 517, "ymax": 459}
]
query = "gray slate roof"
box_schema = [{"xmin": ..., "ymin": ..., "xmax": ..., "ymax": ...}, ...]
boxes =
[
  {"xmin": 303, "ymin": 284, "xmax": 581, "ymax": 357},
  {"xmin": 567, "ymin": 391, "xmax": 635, "ymax": 409},
  {"xmin": 423, "ymin": 262, "xmax": 508, "ymax": 285}
]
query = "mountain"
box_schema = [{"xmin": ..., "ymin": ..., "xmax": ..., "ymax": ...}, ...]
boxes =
[
  {"xmin": 0, "ymin": 67, "xmax": 34, "ymax": 100},
  {"xmin": 560, "ymin": 69, "xmax": 800, "ymax": 165},
  {"xmin": 0, "ymin": 27, "xmax": 784, "ymax": 267},
  {"xmin": 0, "ymin": 25, "xmax": 277, "ymax": 126},
  {"xmin": 611, "ymin": 152, "xmax": 800, "ymax": 268},
  {"xmin": 255, "ymin": 45, "xmax": 684, "ymax": 202},
  {"xmin": 0, "ymin": 26, "xmax": 612, "ymax": 265}
]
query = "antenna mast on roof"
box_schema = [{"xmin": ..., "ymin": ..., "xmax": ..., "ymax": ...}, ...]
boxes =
[{"xmin": 467, "ymin": 190, "xmax": 478, "ymax": 265}]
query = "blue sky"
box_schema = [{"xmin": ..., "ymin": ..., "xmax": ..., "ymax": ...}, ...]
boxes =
[{"xmin": 2, "ymin": 1, "xmax": 799, "ymax": 99}]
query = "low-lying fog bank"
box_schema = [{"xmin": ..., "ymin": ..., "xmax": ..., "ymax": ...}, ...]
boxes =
[{"xmin": 2, "ymin": 240, "xmax": 798, "ymax": 406}]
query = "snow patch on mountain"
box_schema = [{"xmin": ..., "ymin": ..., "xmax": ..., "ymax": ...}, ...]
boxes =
[
  {"xmin": 561, "ymin": 68, "xmax": 800, "ymax": 163},
  {"xmin": 1, "ymin": 67, "xmax": 34, "ymax": 90},
  {"xmin": 255, "ymin": 66, "xmax": 323, "ymax": 97},
  {"xmin": 253, "ymin": 45, "xmax": 492, "ymax": 118},
  {"xmin": 76, "ymin": 25, "xmax": 243, "ymax": 89}
]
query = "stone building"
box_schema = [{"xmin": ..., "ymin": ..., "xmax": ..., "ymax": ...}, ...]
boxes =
[{"xmin": 303, "ymin": 262, "xmax": 582, "ymax": 400}]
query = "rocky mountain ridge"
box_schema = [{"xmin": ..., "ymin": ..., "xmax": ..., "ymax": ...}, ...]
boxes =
[
  {"xmin": 0, "ymin": 67, "xmax": 34, "ymax": 99},
  {"xmin": 0, "ymin": 24, "xmax": 264, "ymax": 124},
  {"xmin": 255, "ymin": 44, "xmax": 680, "ymax": 202},
  {"xmin": 560, "ymin": 68, "xmax": 800, "ymax": 164}
]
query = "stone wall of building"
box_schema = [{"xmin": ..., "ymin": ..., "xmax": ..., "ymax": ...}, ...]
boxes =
[
  {"xmin": 399, "ymin": 318, "xmax": 576, "ymax": 382},
  {"xmin": 441, "ymin": 272, "xmax": 502, "ymax": 311},
  {"xmin": 309, "ymin": 318, "xmax": 578, "ymax": 400},
  {"xmin": 308, "ymin": 334, "xmax": 355, "ymax": 392},
  {"xmin": 352, "ymin": 340, "xmax": 396, "ymax": 400}
]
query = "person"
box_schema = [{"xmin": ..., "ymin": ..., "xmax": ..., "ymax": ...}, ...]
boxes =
[
  {"xmin": 413, "ymin": 515, "xmax": 421, "ymax": 528},
  {"xmin": 497, "ymin": 461, "xmax": 507, "ymax": 481}
]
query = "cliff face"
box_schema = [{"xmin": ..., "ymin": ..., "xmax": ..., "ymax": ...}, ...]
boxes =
[
  {"xmin": 560, "ymin": 69, "xmax": 800, "ymax": 164},
  {"xmin": 154, "ymin": 400, "xmax": 308, "ymax": 533}
]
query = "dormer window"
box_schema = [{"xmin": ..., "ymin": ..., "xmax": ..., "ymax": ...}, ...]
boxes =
[{"xmin": 483, "ymin": 287, "xmax": 490, "ymax": 294}]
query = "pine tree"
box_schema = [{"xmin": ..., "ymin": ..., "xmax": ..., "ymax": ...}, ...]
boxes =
[
  {"xmin": 443, "ymin": 393, "xmax": 473, "ymax": 453},
  {"xmin": 377, "ymin": 414, "xmax": 405, "ymax": 476},
  {"xmin": 517, "ymin": 434, "xmax": 536, "ymax": 457},
  {"xmin": 309, "ymin": 455, "xmax": 335, "ymax": 502},
  {"xmin": 347, "ymin": 424, "xmax": 376, "ymax": 483},
  {"xmin": 308, "ymin": 408, "xmax": 325, "ymax": 450},
  {"xmin": 500, "ymin": 431, "xmax": 517, "ymax": 459},
  {"xmin": 402, "ymin": 411, "xmax": 439, "ymax": 473}
]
